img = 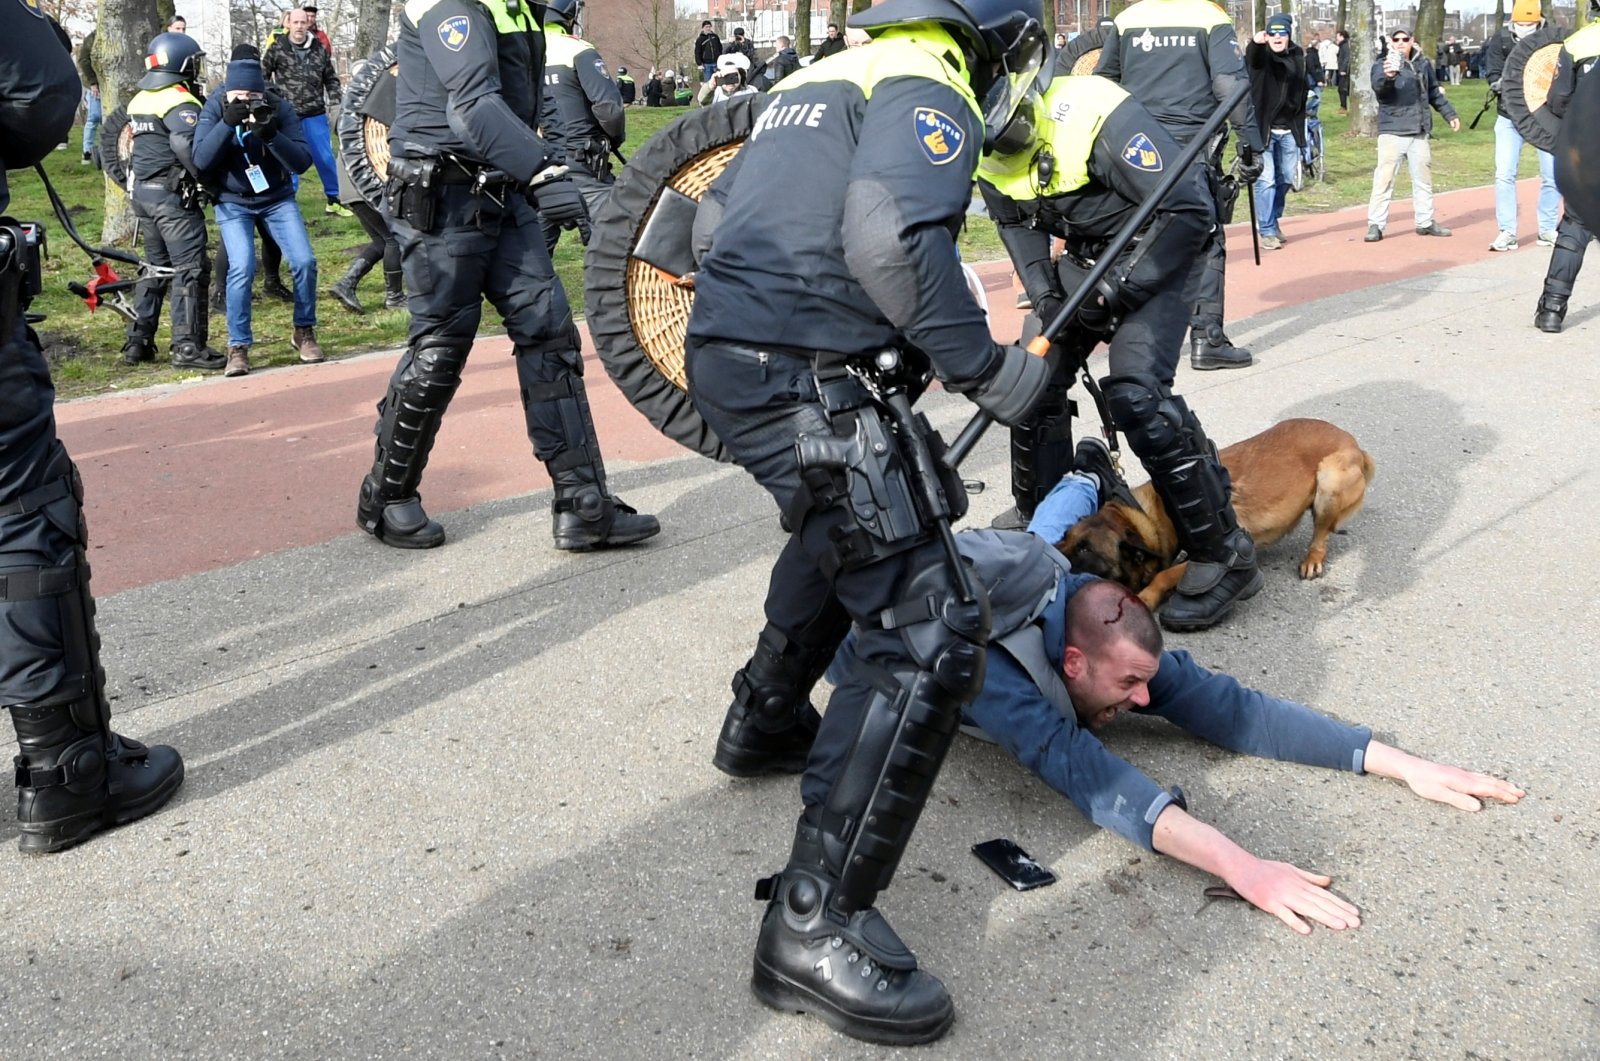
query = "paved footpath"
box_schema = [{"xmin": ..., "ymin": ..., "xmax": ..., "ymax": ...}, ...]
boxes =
[{"xmin": 7, "ymin": 181, "xmax": 1598, "ymax": 1059}]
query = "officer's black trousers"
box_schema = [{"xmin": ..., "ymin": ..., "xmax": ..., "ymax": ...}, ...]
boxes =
[
  {"xmin": 128, "ymin": 184, "xmax": 209, "ymax": 350},
  {"xmin": 1103, "ymin": 262, "xmax": 1189, "ymax": 385},
  {"xmin": 1543, "ymin": 210, "xmax": 1592, "ymax": 300},
  {"xmin": 685, "ymin": 340, "xmax": 962, "ymax": 811},
  {"xmin": 1168, "ymin": 132, "xmax": 1233, "ymax": 338},
  {"xmin": 389, "ymin": 186, "xmax": 586, "ymax": 464},
  {"xmin": 0, "ymin": 321, "xmax": 88, "ymax": 710}
]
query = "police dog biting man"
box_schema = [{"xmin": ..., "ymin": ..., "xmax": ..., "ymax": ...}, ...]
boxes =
[
  {"xmin": 685, "ymin": 0, "xmax": 1054, "ymax": 1044},
  {"xmin": 1, "ymin": 0, "xmax": 184, "ymax": 855},
  {"xmin": 357, "ymin": 0, "xmax": 658, "ymax": 551},
  {"xmin": 979, "ymin": 73, "xmax": 1263, "ymax": 630}
]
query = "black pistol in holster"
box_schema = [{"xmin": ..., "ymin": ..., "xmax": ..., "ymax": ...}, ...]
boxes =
[
  {"xmin": 0, "ymin": 218, "xmax": 46, "ymax": 339},
  {"xmin": 385, "ymin": 155, "xmax": 439, "ymax": 231}
]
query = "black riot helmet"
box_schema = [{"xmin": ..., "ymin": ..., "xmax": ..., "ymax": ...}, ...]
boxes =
[
  {"xmin": 851, "ymin": 0, "xmax": 1050, "ymax": 150},
  {"xmin": 538, "ymin": 0, "xmax": 581, "ymax": 31},
  {"xmin": 138, "ymin": 31, "xmax": 206, "ymax": 90}
]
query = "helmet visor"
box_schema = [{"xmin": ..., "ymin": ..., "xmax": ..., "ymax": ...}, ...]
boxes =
[{"xmin": 980, "ymin": 19, "xmax": 1049, "ymax": 151}]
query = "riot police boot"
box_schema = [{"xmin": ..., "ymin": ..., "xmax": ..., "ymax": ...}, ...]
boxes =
[
  {"xmin": 10, "ymin": 704, "xmax": 185, "ymax": 855},
  {"xmin": 549, "ymin": 466, "xmax": 660, "ymax": 551},
  {"xmin": 1534, "ymin": 295, "xmax": 1567, "ymax": 334},
  {"xmin": 751, "ymin": 818, "xmax": 954, "ymax": 1045},
  {"xmin": 120, "ymin": 338, "xmax": 155, "ymax": 365},
  {"xmin": 1159, "ymin": 525, "xmax": 1263, "ymax": 631},
  {"xmin": 170, "ymin": 342, "xmax": 227, "ymax": 371},
  {"xmin": 1190, "ymin": 325, "xmax": 1253, "ymax": 371},
  {"xmin": 713, "ymin": 621, "xmax": 847, "ymax": 777},
  {"xmin": 357, "ymin": 477, "xmax": 445, "ymax": 549},
  {"xmin": 330, "ymin": 260, "xmax": 372, "ymax": 314}
]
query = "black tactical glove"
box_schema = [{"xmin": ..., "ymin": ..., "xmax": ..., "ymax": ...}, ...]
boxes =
[
  {"xmin": 223, "ymin": 97, "xmax": 250, "ymax": 127},
  {"xmin": 253, "ymin": 113, "xmax": 279, "ymax": 142},
  {"xmin": 961, "ymin": 343, "xmax": 1053, "ymax": 426},
  {"xmin": 530, "ymin": 175, "xmax": 587, "ymax": 228},
  {"xmin": 1235, "ymin": 144, "xmax": 1264, "ymax": 184}
]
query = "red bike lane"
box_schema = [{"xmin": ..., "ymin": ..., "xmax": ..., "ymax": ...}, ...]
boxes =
[{"xmin": 57, "ymin": 180, "xmax": 1549, "ymax": 595}]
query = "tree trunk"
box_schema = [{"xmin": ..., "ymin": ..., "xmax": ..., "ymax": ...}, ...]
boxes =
[
  {"xmin": 851, "ymin": 0, "xmax": 871, "ymax": 14},
  {"xmin": 1337, "ymin": 0, "xmax": 1347, "ymax": 32},
  {"xmin": 1415, "ymin": 0, "xmax": 1445, "ymax": 61},
  {"xmin": 95, "ymin": 0, "xmax": 163, "ymax": 244},
  {"xmin": 1494, "ymin": 0, "xmax": 1505, "ymax": 32},
  {"xmin": 795, "ymin": 0, "xmax": 811, "ymax": 55},
  {"xmin": 353, "ymin": 0, "xmax": 393, "ymax": 60},
  {"xmin": 829, "ymin": 0, "xmax": 845, "ymax": 29},
  {"xmin": 1349, "ymin": 0, "xmax": 1378, "ymax": 136}
]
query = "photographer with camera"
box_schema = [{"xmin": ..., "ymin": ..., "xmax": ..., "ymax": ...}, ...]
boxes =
[
  {"xmin": 193, "ymin": 52, "xmax": 322, "ymax": 377},
  {"xmin": 119, "ymin": 31, "xmax": 224, "ymax": 371},
  {"xmin": 2, "ymin": 3, "xmax": 186, "ymax": 854}
]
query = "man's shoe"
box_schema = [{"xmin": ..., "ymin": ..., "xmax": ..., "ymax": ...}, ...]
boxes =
[
  {"xmin": 357, "ymin": 485, "xmax": 446, "ymax": 549},
  {"xmin": 292, "ymin": 326, "xmax": 326, "ymax": 363},
  {"xmin": 80, "ymin": 151, "xmax": 92, "ymax": 165},
  {"xmin": 1159, "ymin": 528, "xmax": 1264, "ymax": 631},
  {"xmin": 1415, "ymin": 222, "xmax": 1452, "ymax": 237},
  {"xmin": 262, "ymin": 275, "xmax": 294, "ymax": 301},
  {"xmin": 1537, "ymin": 230, "xmax": 1558, "ymax": 247},
  {"xmin": 170, "ymin": 343, "xmax": 226, "ymax": 371},
  {"xmin": 120, "ymin": 338, "xmax": 155, "ymax": 365},
  {"xmin": 1072, "ymin": 436, "xmax": 1137, "ymax": 508},
  {"xmin": 1534, "ymin": 296, "xmax": 1567, "ymax": 334},
  {"xmin": 12, "ymin": 723, "xmax": 185, "ymax": 856},
  {"xmin": 1015, "ymin": 291, "xmax": 1032, "ymax": 309},
  {"xmin": 988, "ymin": 506, "xmax": 1029, "ymax": 531},
  {"xmin": 752, "ymin": 863, "xmax": 955, "ymax": 1045},
  {"xmin": 713, "ymin": 638, "xmax": 828, "ymax": 778},
  {"xmin": 325, "ymin": 202, "xmax": 354, "ymax": 217},
  {"xmin": 1190, "ymin": 334, "xmax": 1253, "ymax": 371},
  {"xmin": 329, "ymin": 275, "xmax": 365, "ymax": 314},
  {"xmin": 551, "ymin": 481, "xmax": 660, "ymax": 551},
  {"xmin": 1364, "ymin": 225, "xmax": 1383, "ymax": 242},
  {"xmin": 1489, "ymin": 230, "xmax": 1519, "ymax": 252},
  {"xmin": 224, "ymin": 345, "xmax": 251, "ymax": 377},
  {"xmin": 1259, "ymin": 233, "xmax": 1284, "ymax": 250}
]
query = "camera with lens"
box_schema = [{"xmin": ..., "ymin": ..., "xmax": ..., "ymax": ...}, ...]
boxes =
[
  {"xmin": 0, "ymin": 220, "xmax": 46, "ymax": 302},
  {"xmin": 244, "ymin": 94, "xmax": 275, "ymax": 125}
]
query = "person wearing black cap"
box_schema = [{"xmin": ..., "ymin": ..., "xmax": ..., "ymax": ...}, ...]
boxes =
[
  {"xmin": 119, "ymin": 31, "xmax": 225, "ymax": 370},
  {"xmin": 1245, "ymin": 13, "xmax": 1307, "ymax": 251},
  {"xmin": 193, "ymin": 52, "xmax": 323, "ymax": 376},
  {"xmin": 2, "ymin": 1, "xmax": 186, "ymax": 854}
]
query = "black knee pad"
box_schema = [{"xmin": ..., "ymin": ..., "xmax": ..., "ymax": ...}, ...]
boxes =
[{"xmin": 886, "ymin": 561, "xmax": 992, "ymax": 701}]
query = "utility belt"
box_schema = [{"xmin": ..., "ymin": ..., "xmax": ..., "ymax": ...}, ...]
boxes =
[
  {"xmin": 386, "ymin": 151, "xmax": 522, "ymax": 230},
  {"xmin": 132, "ymin": 171, "xmax": 205, "ymax": 209},
  {"xmin": 573, "ymin": 136, "xmax": 613, "ymax": 179}
]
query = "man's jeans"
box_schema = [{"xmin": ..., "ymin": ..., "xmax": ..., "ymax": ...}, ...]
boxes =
[
  {"xmin": 1367, "ymin": 133, "xmax": 1434, "ymax": 230},
  {"xmin": 1253, "ymin": 129, "xmax": 1299, "ymax": 236},
  {"xmin": 1493, "ymin": 115, "xmax": 1559, "ymax": 235},
  {"xmin": 298, "ymin": 112, "xmax": 340, "ymax": 201},
  {"xmin": 214, "ymin": 197, "xmax": 317, "ymax": 346},
  {"xmin": 82, "ymin": 90, "xmax": 101, "ymax": 156}
]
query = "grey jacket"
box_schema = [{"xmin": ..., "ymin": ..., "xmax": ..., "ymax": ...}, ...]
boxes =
[{"xmin": 1371, "ymin": 51, "xmax": 1457, "ymax": 137}]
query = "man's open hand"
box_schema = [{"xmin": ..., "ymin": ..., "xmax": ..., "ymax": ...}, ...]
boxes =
[
  {"xmin": 1399, "ymin": 759, "xmax": 1525, "ymax": 810},
  {"xmin": 1226, "ymin": 858, "xmax": 1361, "ymax": 935}
]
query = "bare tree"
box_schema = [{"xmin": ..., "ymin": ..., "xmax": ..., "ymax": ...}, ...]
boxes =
[
  {"xmin": 95, "ymin": 0, "xmax": 163, "ymax": 243},
  {"xmin": 353, "ymin": 0, "xmax": 395, "ymax": 59},
  {"xmin": 630, "ymin": 0, "xmax": 696, "ymax": 77},
  {"xmin": 795, "ymin": 0, "xmax": 811, "ymax": 54},
  {"xmin": 830, "ymin": 0, "xmax": 846, "ymax": 31},
  {"xmin": 1349, "ymin": 0, "xmax": 1377, "ymax": 136},
  {"xmin": 1416, "ymin": 0, "xmax": 1444, "ymax": 61},
  {"xmin": 1493, "ymin": 0, "xmax": 1505, "ymax": 31},
  {"xmin": 1337, "ymin": 0, "xmax": 1347, "ymax": 32}
]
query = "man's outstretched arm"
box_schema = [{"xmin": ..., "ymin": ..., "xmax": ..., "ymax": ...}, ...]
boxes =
[
  {"xmin": 1151, "ymin": 804, "xmax": 1359, "ymax": 935},
  {"xmin": 1362, "ymin": 741, "xmax": 1525, "ymax": 810}
]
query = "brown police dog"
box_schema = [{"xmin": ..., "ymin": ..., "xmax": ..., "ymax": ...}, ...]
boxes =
[{"xmin": 1057, "ymin": 419, "xmax": 1376, "ymax": 610}]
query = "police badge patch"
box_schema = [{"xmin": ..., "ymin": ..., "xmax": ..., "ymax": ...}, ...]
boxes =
[
  {"xmin": 914, "ymin": 107, "xmax": 964, "ymax": 165},
  {"xmin": 438, "ymin": 15, "xmax": 470, "ymax": 52},
  {"xmin": 18, "ymin": 0, "xmax": 46, "ymax": 18},
  {"xmin": 1122, "ymin": 132, "xmax": 1163, "ymax": 172},
  {"xmin": 182, "ymin": 111, "xmax": 196, "ymax": 125}
]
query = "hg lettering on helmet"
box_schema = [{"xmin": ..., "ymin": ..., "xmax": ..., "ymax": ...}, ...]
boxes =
[
  {"xmin": 1133, "ymin": 29, "xmax": 1198, "ymax": 51},
  {"xmin": 915, "ymin": 107, "xmax": 965, "ymax": 164},
  {"xmin": 438, "ymin": 15, "xmax": 470, "ymax": 51},
  {"xmin": 1122, "ymin": 132, "xmax": 1163, "ymax": 171},
  {"xmin": 749, "ymin": 96, "xmax": 829, "ymax": 138}
]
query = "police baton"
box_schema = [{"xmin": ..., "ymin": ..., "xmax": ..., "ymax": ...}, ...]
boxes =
[{"xmin": 945, "ymin": 80, "xmax": 1252, "ymax": 469}]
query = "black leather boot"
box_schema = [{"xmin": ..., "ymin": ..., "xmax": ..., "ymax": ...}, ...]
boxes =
[
  {"xmin": 1159, "ymin": 525, "xmax": 1264, "ymax": 631},
  {"xmin": 11, "ymin": 704, "xmax": 184, "ymax": 855},
  {"xmin": 751, "ymin": 819, "xmax": 954, "ymax": 1045},
  {"xmin": 1534, "ymin": 294, "xmax": 1567, "ymax": 334},
  {"xmin": 1190, "ymin": 324, "xmax": 1253, "ymax": 370},
  {"xmin": 120, "ymin": 338, "xmax": 155, "ymax": 365},
  {"xmin": 550, "ymin": 466, "xmax": 660, "ymax": 551},
  {"xmin": 357, "ymin": 478, "xmax": 445, "ymax": 549},
  {"xmin": 383, "ymin": 270, "xmax": 406, "ymax": 309},
  {"xmin": 713, "ymin": 621, "xmax": 847, "ymax": 777},
  {"xmin": 330, "ymin": 259, "xmax": 372, "ymax": 314}
]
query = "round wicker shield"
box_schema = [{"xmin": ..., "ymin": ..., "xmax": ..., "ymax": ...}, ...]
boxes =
[
  {"xmin": 337, "ymin": 46, "xmax": 399, "ymax": 208},
  {"xmin": 97, "ymin": 106, "xmax": 134, "ymax": 191},
  {"xmin": 1554, "ymin": 59, "xmax": 1600, "ymax": 227},
  {"xmin": 585, "ymin": 94, "xmax": 769, "ymax": 463},
  {"xmin": 1503, "ymin": 29, "xmax": 1565, "ymax": 153},
  {"xmin": 1054, "ymin": 26, "xmax": 1109, "ymax": 77}
]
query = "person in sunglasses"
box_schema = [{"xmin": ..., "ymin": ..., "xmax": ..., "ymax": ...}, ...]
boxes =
[
  {"xmin": 1363, "ymin": 26, "xmax": 1459, "ymax": 244},
  {"xmin": 1245, "ymin": 14, "xmax": 1308, "ymax": 251}
]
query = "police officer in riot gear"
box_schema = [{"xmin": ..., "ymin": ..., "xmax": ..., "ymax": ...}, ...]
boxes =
[
  {"xmin": 1094, "ymin": 0, "xmax": 1263, "ymax": 370},
  {"xmin": 686, "ymin": 0, "xmax": 1053, "ymax": 1043},
  {"xmin": 1534, "ymin": 5, "xmax": 1600, "ymax": 334},
  {"xmin": 979, "ymin": 73, "xmax": 1263, "ymax": 631},
  {"xmin": 359, "ymin": 0, "xmax": 658, "ymax": 551},
  {"xmin": 2, "ymin": 2, "xmax": 184, "ymax": 854},
  {"xmin": 121, "ymin": 32, "xmax": 225, "ymax": 370},
  {"xmin": 536, "ymin": 0, "xmax": 624, "ymax": 252}
]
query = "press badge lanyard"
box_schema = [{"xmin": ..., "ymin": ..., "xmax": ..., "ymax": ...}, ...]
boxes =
[{"xmin": 235, "ymin": 125, "xmax": 271, "ymax": 194}]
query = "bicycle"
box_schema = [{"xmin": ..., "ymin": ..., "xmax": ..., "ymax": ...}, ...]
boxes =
[{"xmin": 1292, "ymin": 88, "xmax": 1326, "ymax": 191}]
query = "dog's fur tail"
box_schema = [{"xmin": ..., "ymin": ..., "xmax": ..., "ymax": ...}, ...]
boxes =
[{"xmin": 1360, "ymin": 450, "xmax": 1377, "ymax": 485}]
